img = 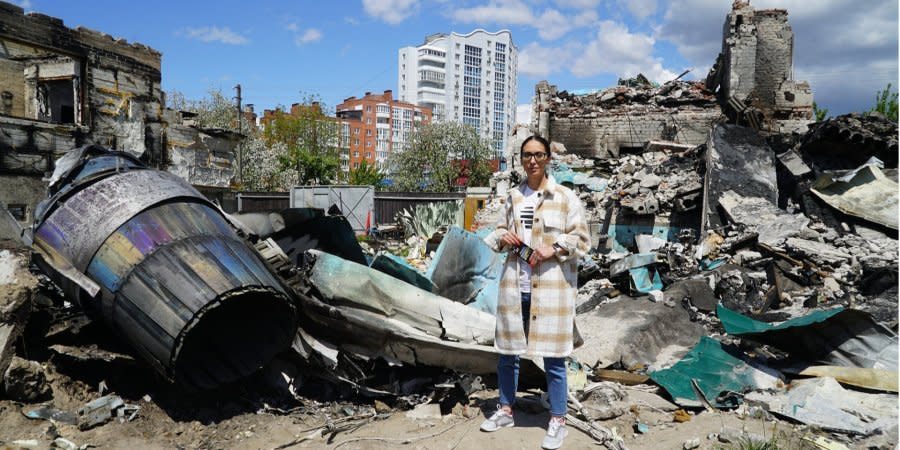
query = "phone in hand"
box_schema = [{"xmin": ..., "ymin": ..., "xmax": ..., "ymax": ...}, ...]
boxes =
[{"xmin": 515, "ymin": 243, "xmax": 534, "ymax": 262}]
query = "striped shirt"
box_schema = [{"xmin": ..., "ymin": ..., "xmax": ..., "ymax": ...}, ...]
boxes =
[{"xmin": 515, "ymin": 185, "xmax": 539, "ymax": 293}]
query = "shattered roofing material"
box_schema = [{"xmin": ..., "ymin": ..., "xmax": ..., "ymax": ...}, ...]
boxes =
[
  {"xmin": 717, "ymin": 304, "xmax": 899, "ymax": 370},
  {"xmin": 745, "ymin": 377, "xmax": 898, "ymax": 435},
  {"xmin": 649, "ymin": 336, "xmax": 783, "ymax": 408},
  {"xmin": 811, "ymin": 163, "xmax": 899, "ymax": 230}
]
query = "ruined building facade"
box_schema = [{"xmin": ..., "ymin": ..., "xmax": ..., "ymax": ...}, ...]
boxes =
[
  {"xmin": 0, "ymin": 1, "xmax": 240, "ymax": 225},
  {"xmin": 706, "ymin": 2, "xmax": 813, "ymax": 133},
  {"xmin": 532, "ymin": 2, "xmax": 814, "ymax": 159},
  {"xmin": 532, "ymin": 79, "xmax": 721, "ymax": 159}
]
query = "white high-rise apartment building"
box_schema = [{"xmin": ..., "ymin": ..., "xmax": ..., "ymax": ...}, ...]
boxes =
[{"xmin": 398, "ymin": 30, "xmax": 517, "ymax": 160}]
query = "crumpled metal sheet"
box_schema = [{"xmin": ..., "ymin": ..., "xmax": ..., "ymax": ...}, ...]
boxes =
[
  {"xmin": 628, "ymin": 267, "xmax": 663, "ymax": 293},
  {"xmin": 425, "ymin": 226, "xmax": 503, "ymax": 314},
  {"xmin": 811, "ymin": 161, "xmax": 898, "ymax": 230},
  {"xmin": 300, "ymin": 251, "xmax": 512, "ymax": 375},
  {"xmin": 610, "ymin": 253, "xmax": 659, "ymax": 277},
  {"xmin": 371, "ymin": 252, "xmax": 436, "ymax": 293},
  {"xmin": 648, "ymin": 336, "xmax": 783, "ymax": 408},
  {"xmin": 717, "ymin": 304, "xmax": 898, "ymax": 370},
  {"xmin": 310, "ymin": 251, "xmax": 495, "ymax": 345},
  {"xmin": 745, "ymin": 377, "xmax": 897, "ymax": 435}
]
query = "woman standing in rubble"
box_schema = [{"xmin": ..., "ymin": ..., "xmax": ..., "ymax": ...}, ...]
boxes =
[{"xmin": 480, "ymin": 135, "xmax": 590, "ymax": 449}]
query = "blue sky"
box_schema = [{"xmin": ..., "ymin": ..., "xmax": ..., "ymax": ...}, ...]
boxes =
[{"xmin": 12, "ymin": 0, "xmax": 899, "ymax": 122}]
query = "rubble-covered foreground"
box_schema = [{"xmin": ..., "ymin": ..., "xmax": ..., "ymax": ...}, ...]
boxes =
[{"xmin": 0, "ymin": 113, "xmax": 898, "ymax": 450}]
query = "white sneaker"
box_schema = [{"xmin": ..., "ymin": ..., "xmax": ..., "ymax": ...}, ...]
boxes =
[
  {"xmin": 480, "ymin": 405, "xmax": 514, "ymax": 432},
  {"xmin": 541, "ymin": 417, "xmax": 568, "ymax": 449}
]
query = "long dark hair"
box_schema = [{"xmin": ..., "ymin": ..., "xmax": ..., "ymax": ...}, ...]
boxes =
[{"xmin": 521, "ymin": 135, "xmax": 551, "ymax": 154}]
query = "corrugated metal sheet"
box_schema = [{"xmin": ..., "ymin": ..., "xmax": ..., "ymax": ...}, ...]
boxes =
[{"xmin": 374, "ymin": 191, "xmax": 466, "ymax": 226}]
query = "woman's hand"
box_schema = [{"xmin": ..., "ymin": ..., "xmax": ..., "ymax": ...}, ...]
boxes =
[
  {"xmin": 528, "ymin": 245, "xmax": 556, "ymax": 267},
  {"xmin": 500, "ymin": 231, "xmax": 523, "ymax": 248}
]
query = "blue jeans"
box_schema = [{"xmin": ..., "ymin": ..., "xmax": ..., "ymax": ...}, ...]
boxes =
[{"xmin": 497, "ymin": 292, "xmax": 568, "ymax": 417}]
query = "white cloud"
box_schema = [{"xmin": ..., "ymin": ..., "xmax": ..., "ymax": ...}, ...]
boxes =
[
  {"xmin": 573, "ymin": 9, "xmax": 599, "ymax": 27},
  {"xmin": 657, "ymin": 0, "xmax": 899, "ymax": 114},
  {"xmin": 519, "ymin": 42, "xmax": 570, "ymax": 78},
  {"xmin": 451, "ymin": 0, "xmax": 535, "ymax": 25},
  {"xmin": 554, "ymin": 0, "xmax": 600, "ymax": 9},
  {"xmin": 452, "ymin": 1, "xmax": 597, "ymax": 41},
  {"xmin": 295, "ymin": 28, "xmax": 323, "ymax": 45},
  {"xmin": 344, "ymin": 16, "xmax": 361, "ymax": 25},
  {"xmin": 183, "ymin": 26, "xmax": 249, "ymax": 45},
  {"xmin": 285, "ymin": 22, "xmax": 299, "ymax": 32},
  {"xmin": 536, "ymin": 9, "xmax": 570, "ymax": 40},
  {"xmin": 516, "ymin": 104, "xmax": 532, "ymax": 125},
  {"xmin": 620, "ymin": 0, "xmax": 658, "ymax": 20},
  {"xmin": 362, "ymin": 0, "xmax": 420, "ymax": 24},
  {"xmin": 13, "ymin": 0, "xmax": 32, "ymax": 9},
  {"xmin": 571, "ymin": 20, "xmax": 677, "ymax": 82}
]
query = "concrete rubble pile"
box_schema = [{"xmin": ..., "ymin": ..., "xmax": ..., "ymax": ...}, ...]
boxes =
[
  {"xmin": 0, "ymin": 132, "xmax": 896, "ymax": 448},
  {"xmin": 475, "ymin": 112, "xmax": 899, "ymax": 447}
]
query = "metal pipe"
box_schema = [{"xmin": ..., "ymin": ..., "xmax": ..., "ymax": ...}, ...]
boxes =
[{"xmin": 31, "ymin": 145, "xmax": 297, "ymax": 391}]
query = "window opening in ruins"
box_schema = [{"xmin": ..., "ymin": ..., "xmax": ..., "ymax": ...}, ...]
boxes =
[{"xmin": 37, "ymin": 78, "xmax": 75, "ymax": 124}]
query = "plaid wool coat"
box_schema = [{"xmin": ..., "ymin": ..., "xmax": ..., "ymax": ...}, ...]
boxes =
[{"xmin": 484, "ymin": 177, "xmax": 591, "ymax": 358}]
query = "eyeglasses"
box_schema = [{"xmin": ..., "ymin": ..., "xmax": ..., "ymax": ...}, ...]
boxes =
[{"xmin": 521, "ymin": 152, "xmax": 548, "ymax": 161}]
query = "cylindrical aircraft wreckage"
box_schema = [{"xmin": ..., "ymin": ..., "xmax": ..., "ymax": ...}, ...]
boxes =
[{"xmin": 28, "ymin": 146, "xmax": 298, "ymax": 391}]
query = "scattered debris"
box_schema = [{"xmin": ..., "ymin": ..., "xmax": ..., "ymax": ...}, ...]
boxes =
[
  {"xmin": 76, "ymin": 394, "xmax": 139, "ymax": 430},
  {"xmin": 3, "ymin": 356, "xmax": 51, "ymax": 402},
  {"xmin": 745, "ymin": 377, "xmax": 897, "ymax": 435}
]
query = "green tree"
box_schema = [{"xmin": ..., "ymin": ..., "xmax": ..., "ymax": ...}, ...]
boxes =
[
  {"xmin": 348, "ymin": 160, "xmax": 385, "ymax": 187},
  {"xmin": 812, "ymin": 101, "xmax": 829, "ymax": 122},
  {"xmin": 263, "ymin": 95, "xmax": 342, "ymax": 185},
  {"xmin": 167, "ymin": 87, "xmax": 239, "ymax": 130},
  {"xmin": 388, "ymin": 122, "xmax": 495, "ymax": 192},
  {"xmin": 870, "ymin": 83, "xmax": 898, "ymax": 122}
]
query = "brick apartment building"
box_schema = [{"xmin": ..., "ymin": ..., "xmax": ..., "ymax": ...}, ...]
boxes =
[{"xmin": 336, "ymin": 90, "xmax": 431, "ymax": 171}]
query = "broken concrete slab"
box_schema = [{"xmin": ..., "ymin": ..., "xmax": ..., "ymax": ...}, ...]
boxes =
[
  {"xmin": 702, "ymin": 124, "xmax": 779, "ymax": 233},
  {"xmin": 717, "ymin": 190, "xmax": 809, "ymax": 246},
  {"xmin": 573, "ymin": 297, "xmax": 706, "ymax": 370},
  {"xmin": 776, "ymin": 149, "xmax": 812, "ymax": 178}
]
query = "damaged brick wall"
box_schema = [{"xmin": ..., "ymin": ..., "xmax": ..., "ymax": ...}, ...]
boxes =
[
  {"xmin": 0, "ymin": 1, "xmax": 239, "ymax": 224},
  {"xmin": 532, "ymin": 80, "xmax": 722, "ymax": 159},
  {"xmin": 709, "ymin": 2, "xmax": 813, "ymax": 134}
]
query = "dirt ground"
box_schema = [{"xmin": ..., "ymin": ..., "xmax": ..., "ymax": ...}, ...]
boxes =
[{"xmin": 2, "ymin": 374, "xmax": 894, "ymax": 450}]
